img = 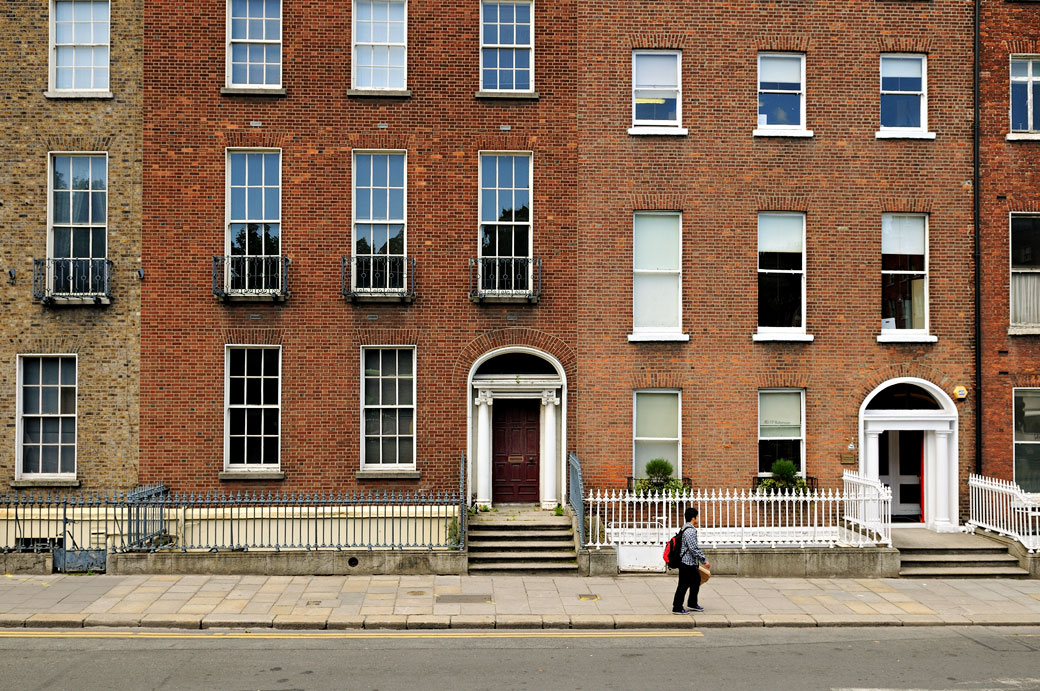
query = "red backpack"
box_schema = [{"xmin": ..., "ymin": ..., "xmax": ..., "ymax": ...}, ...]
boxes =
[{"xmin": 663, "ymin": 526, "xmax": 688, "ymax": 569}]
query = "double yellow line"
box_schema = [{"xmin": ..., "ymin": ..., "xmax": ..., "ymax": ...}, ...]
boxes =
[{"xmin": 0, "ymin": 630, "xmax": 704, "ymax": 640}]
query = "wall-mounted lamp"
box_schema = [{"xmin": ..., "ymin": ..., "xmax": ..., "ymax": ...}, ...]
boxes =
[
  {"xmin": 137, "ymin": 268, "xmax": 144, "ymax": 280},
  {"xmin": 847, "ymin": 440, "xmax": 856, "ymax": 451}
]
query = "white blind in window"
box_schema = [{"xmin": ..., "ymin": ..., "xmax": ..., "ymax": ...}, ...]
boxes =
[
  {"xmin": 634, "ymin": 214, "xmax": 680, "ymax": 271},
  {"xmin": 1012, "ymin": 273, "xmax": 1040, "ymax": 324},
  {"xmin": 759, "ymin": 391, "xmax": 801, "ymax": 438},
  {"xmin": 881, "ymin": 57, "xmax": 922, "ymax": 80},
  {"xmin": 759, "ymin": 55, "xmax": 801, "ymax": 84},
  {"xmin": 635, "ymin": 392, "xmax": 678, "ymax": 438},
  {"xmin": 758, "ymin": 213, "xmax": 803, "ymax": 253},
  {"xmin": 635, "ymin": 54, "xmax": 678, "ymax": 89},
  {"xmin": 882, "ymin": 214, "xmax": 925, "ymax": 255}
]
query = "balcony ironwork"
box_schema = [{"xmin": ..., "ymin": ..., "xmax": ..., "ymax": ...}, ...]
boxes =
[
  {"xmin": 469, "ymin": 257, "xmax": 541, "ymax": 303},
  {"xmin": 212, "ymin": 255, "xmax": 290, "ymax": 301},
  {"xmin": 341, "ymin": 255, "xmax": 415, "ymax": 302},
  {"xmin": 32, "ymin": 258, "xmax": 113, "ymax": 304}
]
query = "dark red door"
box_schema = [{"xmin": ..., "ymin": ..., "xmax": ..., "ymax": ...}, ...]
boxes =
[{"xmin": 492, "ymin": 399, "xmax": 540, "ymax": 503}]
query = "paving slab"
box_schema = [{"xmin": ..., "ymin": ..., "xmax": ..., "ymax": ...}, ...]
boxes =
[
  {"xmin": 141, "ymin": 614, "xmax": 202, "ymax": 629},
  {"xmin": 26, "ymin": 613, "xmax": 86, "ymax": 628},
  {"xmin": 272, "ymin": 615, "xmax": 327, "ymax": 630}
]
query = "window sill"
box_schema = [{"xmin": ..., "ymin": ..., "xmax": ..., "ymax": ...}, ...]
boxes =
[
  {"xmin": 44, "ymin": 90, "xmax": 113, "ymax": 100},
  {"xmin": 42, "ymin": 296, "xmax": 111, "ymax": 306},
  {"xmin": 222, "ymin": 293, "xmax": 288, "ymax": 303},
  {"xmin": 753, "ymin": 129, "xmax": 814, "ymax": 138},
  {"xmin": 875, "ymin": 130, "xmax": 936, "ymax": 140},
  {"xmin": 627, "ymin": 332, "xmax": 690, "ymax": 342},
  {"xmin": 752, "ymin": 332, "xmax": 814, "ymax": 342},
  {"xmin": 220, "ymin": 87, "xmax": 287, "ymax": 97},
  {"xmin": 355, "ymin": 470, "xmax": 421, "ymax": 480},
  {"xmin": 347, "ymin": 88, "xmax": 412, "ymax": 98},
  {"xmin": 1006, "ymin": 132, "xmax": 1040, "ymax": 141},
  {"xmin": 10, "ymin": 478, "xmax": 81, "ymax": 488},
  {"xmin": 475, "ymin": 90, "xmax": 539, "ymax": 100},
  {"xmin": 1008, "ymin": 325, "xmax": 1040, "ymax": 336},
  {"xmin": 877, "ymin": 332, "xmax": 937, "ymax": 343},
  {"xmin": 628, "ymin": 126, "xmax": 688, "ymax": 136},
  {"xmin": 218, "ymin": 471, "xmax": 285, "ymax": 481}
]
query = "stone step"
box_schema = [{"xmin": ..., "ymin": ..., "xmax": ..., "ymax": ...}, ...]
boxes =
[
  {"xmin": 898, "ymin": 545, "xmax": 1009, "ymax": 555},
  {"xmin": 468, "ymin": 519, "xmax": 573, "ymax": 529},
  {"xmin": 468, "ymin": 551, "xmax": 578, "ymax": 561},
  {"xmin": 467, "ymin": 529, "xmax": 573, "ymax": 539},
  {"xmin": 900, "ymin": 553, "xmax": 1021, "ymax": 568},
  {"xmin": 898, "ymin": 565, "xmax": 1031, "ymax": 578},
  {"xmin": 468, "ymin": 540, "xmax": 575, "ymax": 550},
  {"xmin": 467, "ymin": 562, "xmax": 580, "ymax": 574}
]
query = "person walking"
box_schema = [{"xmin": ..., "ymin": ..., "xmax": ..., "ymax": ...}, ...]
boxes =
[{"xmin": 672, "ymin": 506, "xmax": 709, "ymax": 614}]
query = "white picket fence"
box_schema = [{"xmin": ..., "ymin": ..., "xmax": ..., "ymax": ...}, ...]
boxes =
[
  {"xmin": 585, "ymin": 471, "xmax": 891, "ymax": 571},
  {"xmin": 967, "ymin": 474, "xmax": 1040, "ymax": 553}
]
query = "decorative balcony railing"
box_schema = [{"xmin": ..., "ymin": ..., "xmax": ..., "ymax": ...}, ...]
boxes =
[
  {"xmin": 212, "ymin": 255, "xmax": 290, "ymax": 300},
  {"xmin": 469, "ymin": 256, "xmax": 541, "ymax": 302},
  {"xmin": 341, "ymin": 255, "xmax": 415, "ymax": 301},
  {"xmin": 32, "ymin": 258, "xmax": 113, "ymax": 303}
]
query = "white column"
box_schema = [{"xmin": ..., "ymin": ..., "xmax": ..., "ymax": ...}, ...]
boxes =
[
  {"xmin": 540, "ymin": 390, "xmax": 560, "ymax": 509},
  {"xmin": 475, "ymin": 390, "xmax": 493, "ymax": 506},
  {"xmin": 864, "ymin": 430, "xmax": 881, "ymax": 480},
  {"xmin": 933, "ymin": 429, "xmax": 956, "ymax": 532}
]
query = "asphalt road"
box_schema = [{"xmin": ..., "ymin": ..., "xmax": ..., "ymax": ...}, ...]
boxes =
[{"xmin": 0, "ymin": 626, "xmax": 1038, "ymax": 691}]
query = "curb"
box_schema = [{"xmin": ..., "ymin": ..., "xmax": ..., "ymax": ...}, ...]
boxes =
[{"xmin": 0, "ymin": 613, "xmax": 1036, "ymax": 630}]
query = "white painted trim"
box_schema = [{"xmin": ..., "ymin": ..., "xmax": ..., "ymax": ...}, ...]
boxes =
[
  {"xmin": 1006, "ymin": 132, "xmax": 1040, "ymax": 141},
  {"xmin": 479, "ymin": 0, "xmax": 535, "ymax": 94},
  {"xmin": 756, "ymin": 52, "xmax": 807, "ymax": 133},
  {"xmin": 15, "ymin": 353, "xmax": 79, "ymax": 481},
  {"xmin": 466, "ymin": 346, "xmax": 566, "ymax": 508},
  {"xmin": 631, "ymin": 49, "xmax": 682, "ymax": 129},
  {"xmin": 877, "ymin": 333, "xmax": 937, "ymax": 343},
  {"xmin": 359, "ymin": 345, "xmax": 417, "ymax": 470},
  {"xmin": 757, "ymin": 388, "xmax": 805, "ymax": 475},
  {"xmin": 632, "ymin": 389, "xmax": 682, "ymax": 482},
  {"xmin": 627, "ymin": 333, "xmax": 689, "ymax": 342},
  {"xmin": 752, "ymin": 129, "xmax": 814, "ymax": 138},
  {"xmin": 878, "ymin": 53, "xmax": 928, "ymax": 135},
  {"xmin": 352, "ymin": 0, "xmax": 409, "ymax": 91},
  {"xmin": 49, "ymin": 0, "xmax": 111, "ymax": 94},
  {"xmin": 225, "ymin": 0, "xmax": 283, "ymax": 88},
  {"xmin": 875, "ymin": 131, "xmax": 936, "ymax": 140},
  {"xmin": 858, "ymin": 377, "xmax": 959, "ymax": 532},
  {"xmin": 351, "ymin": 150, "xmax": 408, "ymax": 293},
  {"xmin": 881, "ymin": 212, "xmax": 930, "ymax": 335},
  {"xmin": 46, "ymin": 151, "xmax": 109, "ymax": 298},
  {"xmin": 757, "ymin": 211, "xmax": 808, "ymax": 337},
  {"xmin": 477, "ymin": 151, "xmax": 533, "ymax": 294},
  {"xmin": 224, "ymin": 344, "xmax": 282, "ymax": 472},
  {"xmin": 752, "ymin": 332, "xmax": 814, "ymax": 342},
  {"xmin": 627, "ymin": 127, "xmax": 688, "ymax": 136}
]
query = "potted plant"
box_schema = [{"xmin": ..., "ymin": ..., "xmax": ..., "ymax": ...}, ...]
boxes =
[
  {"xmin": 634, "ymin": 458, "xmax": 686, "ymax": 495},
  {"xmin": 757, "ymin": 459, "xmax": 809, "ymax": 494}
]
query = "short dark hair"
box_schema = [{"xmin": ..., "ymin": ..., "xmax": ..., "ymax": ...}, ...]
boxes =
[{"xmin": 685, "ymin": 507, "xmax": 698, "ymax": 522}]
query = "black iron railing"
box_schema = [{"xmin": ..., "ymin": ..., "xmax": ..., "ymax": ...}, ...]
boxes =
[
  {"xmin": 32, "ymin": 258, "xmax": 113, "ymax": 302},
  {"xmin": 213, "ymin": 255, "xmax": 290, "ymax": 299},
  {"xmin": 469, "ymin": 257, "xmax": 541, "ymax": 301},
  {"xmin": 341, "ymin": 255, "xmax": 415, "ymax": 300},
  {"xmin": 568, "ymin": 452, "xmax": 586, "ymax": 548}
]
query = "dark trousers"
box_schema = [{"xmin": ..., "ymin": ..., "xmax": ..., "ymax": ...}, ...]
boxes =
[{"xmin": 672, "ymin": 564, "xmax": 701, "ymax": 611}]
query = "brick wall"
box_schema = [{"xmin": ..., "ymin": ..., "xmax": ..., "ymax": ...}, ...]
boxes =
[
  {"xmin": 0, "ymin": 0, "xmax": 142, "ymax": 490},
  {"xmin": 140, "ymin": 0, "xmax": 577, "ymax": 491},
  {"xmin": 575, "ymin": 1, "xmax": 977, "ymax": 503}
]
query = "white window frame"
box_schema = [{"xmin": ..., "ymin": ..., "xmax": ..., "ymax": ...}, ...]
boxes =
[
  {"xmin": 351, "ymin": 150, "xmax": 408, "ymax": 293},
  {"xmin": 1009, "ymin": 55, "xmax": 1040, "ymax": 139},
  {"xmin": 628, "ymin": 50, "xmax": 685, "ymax": 136},
  {"xmin": 479, "ymin": 0, "xmax": 535, "ymax": 94},
  {"xmin": 351, "ymin": 0, "xmax": 408, "ymax": 92},
  {"xmin": 224, "ymin": 148, "xmax": 283, "ymax": 295},
  {"xmin": 1009, "ymin": 213, "xmax": 1040, "ymax": 330},
  {"xmin": 46, "ymin": 151, "xmax": 110, "ymax": 301},
  {"xmin": 628, "ymin": 211, "xmax": 688, "ymax": 342},
  {"xmin": 757, "ymin": 388, "xmax": 805, "ymax": 477},
  {"xmin": 223, "ymin": 344, "xmax": 282, "ymax": 471},
  {"xmin": 878, "ymin": 213, "xmax": 935, "ymax": 343},
  {"xmin": 754, "ymin": 52, "xmax": 812, "ymax": 138},
  {"xmin": 632, "ymin": 389, "xmax": 682, "ymax": 481},
  {"xmin": 754, "ymin": 212, "xmax": 812, "ymax": 342},
  {"xmin": 360, "ymin": 345, "xmax": 417, "ymax": 470},
  {"xmin": 1012, "ymin": 387, "xmax": 1040, "ymax": 493},
  {"xmin": 477, "ymin": 150, "xmax": 533, "ymax": 295},
  {"xmin": 16, "ymin": 354, "xmax": 78, "ymax": 480},
  {"xmin": 48, "ymin": 0, "xmax": 111, "ymax": 97},
  {"xmin": 225, "ymin": 0, "xmax": 283, "ymax": 90},
  {"xmin": 877, "ymin": 54, "xmax": 934, "ymax": 140}
]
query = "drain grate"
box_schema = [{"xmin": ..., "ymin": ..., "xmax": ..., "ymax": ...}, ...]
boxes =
[{"xmin": 435, "ymin": 594, "xmax": 494, "ymax": 604}]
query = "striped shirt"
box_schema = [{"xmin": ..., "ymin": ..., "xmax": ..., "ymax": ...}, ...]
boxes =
[{"xmin": 680, "ymin": 522, "xmax": 706, "ymax": 567}]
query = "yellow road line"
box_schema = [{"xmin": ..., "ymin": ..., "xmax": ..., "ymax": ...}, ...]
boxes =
[{"xmin": 0, "ymin": 630, "xmax": 704, "ymax": 640}]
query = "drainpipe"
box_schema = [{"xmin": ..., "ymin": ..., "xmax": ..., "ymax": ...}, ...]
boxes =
[{"xmin": 973, "ymin": 0, "xmax": 983, "ymax": 475}]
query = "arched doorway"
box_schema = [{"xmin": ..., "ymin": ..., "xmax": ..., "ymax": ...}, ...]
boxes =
[
  {"xmin": 466, "ymin": 347, "xmax": 566, "ymax": 509},
  {"xmin": 859, "ymin": 377, "xmax": 959, "ymax": 532}
]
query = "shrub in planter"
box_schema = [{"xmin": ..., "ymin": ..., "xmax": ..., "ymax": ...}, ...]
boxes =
[{"xmin": 757, "ymin": 459, "xmax": 809, "ymax": 494}]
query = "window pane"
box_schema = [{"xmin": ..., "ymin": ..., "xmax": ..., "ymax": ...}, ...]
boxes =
[
  {"xmin": 758, "ymin": 213, "xmax": 803, "ymax": 253},
  {"xmin": 634, "ymin": 214, "xmax": 680, "ymax": 270},
  {"xmin": 1012, "ymin": 216, "xmax": 1040, "ymax": 269},
  {"xmin": 1015, "ymin": 390, "xmax": 1040, "ymax": 442},
  {"xmin": 1012, "ymin": 82, "xmax": 1029, "ymax": 131},
  {"xmin": 634, "ymin": 440, "xmax": 678, "ymax": 479},
  {"xmin": 882, "ymin": 274, "xmax": 926, "ymax": 330},
  {"xmin": 759, "ymin": 439, "xmax": 802, "ymax": 474},
  {"xmin": 1012, "ymin": 274, "xmax": 1040, "ymax": 324},
  {"xmin": 882, "ymin": 215, "xmax": 925, "ymax": 255},
  {"xmin": 634, "ymin": 274, "xmax": 680, "ymax": 329},
  {"xmin": 881, "ymin": 94, "xmax": 922, "ymax": 129},
  {"xmin": 881, "ymin": 57, "xmax": 922, "ymax": 83},
  {"xmin": 634, "ymin": 53, "xmax": 678, "ymax": 88},
  {"xmin": 634, "ymin": 92, "xmax": 677, "ymax": 123},
  {"xmin": 1015, "ymin": 442, "xmax": 1040, "ymax": 492},
  {"xmin": 759, "ymin": 392, "xmax": 801, "ymax": 437},
  {"xmin": 759, "ymin": 55, "xmax": 801, "ymax": 86},
  {"xmin": 758, "ymin": 273, "xmax": 802, "ymax": 328},
  {"xmin": 758, "ymin": 93, "xmax": 801, "ymax": 126},
  {"xmin": 635, "ymin": 392, "xmax": 678, "ymax": 438}
]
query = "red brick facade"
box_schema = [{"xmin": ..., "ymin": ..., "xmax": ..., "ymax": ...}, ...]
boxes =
[{"xmin": 979, "ymin": 0, "xmax": 1040, "ymax": 489}]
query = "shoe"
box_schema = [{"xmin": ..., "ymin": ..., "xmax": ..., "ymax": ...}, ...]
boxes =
[
  {"xmin": 689, "ymin": 605, "xmax": 704, "ymax": 612},
  {"xmin": 671, "ymin": 608, "xmax": 690, "ymax": 615}
]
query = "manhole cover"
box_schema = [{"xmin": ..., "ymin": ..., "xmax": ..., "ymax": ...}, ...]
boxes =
[
  {"xmin": 435, "ymin": 594, "xmax": 494, "ymax": 604},
  {"xmin": 578, "ymin": 594, "xmax": 599, "ymax": 601}
]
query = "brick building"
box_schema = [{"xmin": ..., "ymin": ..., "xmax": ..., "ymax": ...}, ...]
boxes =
[
  {"xmin": 575, "ymin": 0, "xmax": 977, "ymax": 531},
  {"xmin": 0, "ymin": 0, "xmax": 141, "ymax": 491},
  {"xmin": 979, "ymin": 0, "xmax": 1040, "ymax": 494},
  {"xmin": 140, "ymin": 0, "xmax": 577, "ymax": 505}
]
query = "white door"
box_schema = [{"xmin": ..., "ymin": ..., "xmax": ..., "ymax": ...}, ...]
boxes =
[{"xmin": 878, "ymin": 430, "xmax": 923, "ymax": 522}]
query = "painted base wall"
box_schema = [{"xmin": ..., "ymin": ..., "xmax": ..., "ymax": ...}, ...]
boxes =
[{"xmin": 109, "ymin": 550, "xmax": 467, "ymax": 576}]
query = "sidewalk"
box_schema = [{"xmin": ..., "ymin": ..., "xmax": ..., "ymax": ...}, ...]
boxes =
[{"xmin": 0, "ymin": 573, "xmax": 1038, "ymax": 630}]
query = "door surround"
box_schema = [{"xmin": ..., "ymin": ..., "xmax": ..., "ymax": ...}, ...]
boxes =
[
  {"xmin": 467, "ymin": 346, "xmax": 566, "ymax": 509},
  {"xmin": 858, "ymin": 377, "xmax": 959, "ymax": 532}
]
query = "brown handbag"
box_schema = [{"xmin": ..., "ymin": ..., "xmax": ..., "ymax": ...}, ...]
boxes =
[{"xmin": 698, "ymin": 564, "xmax": 711, "ymax": 584}]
